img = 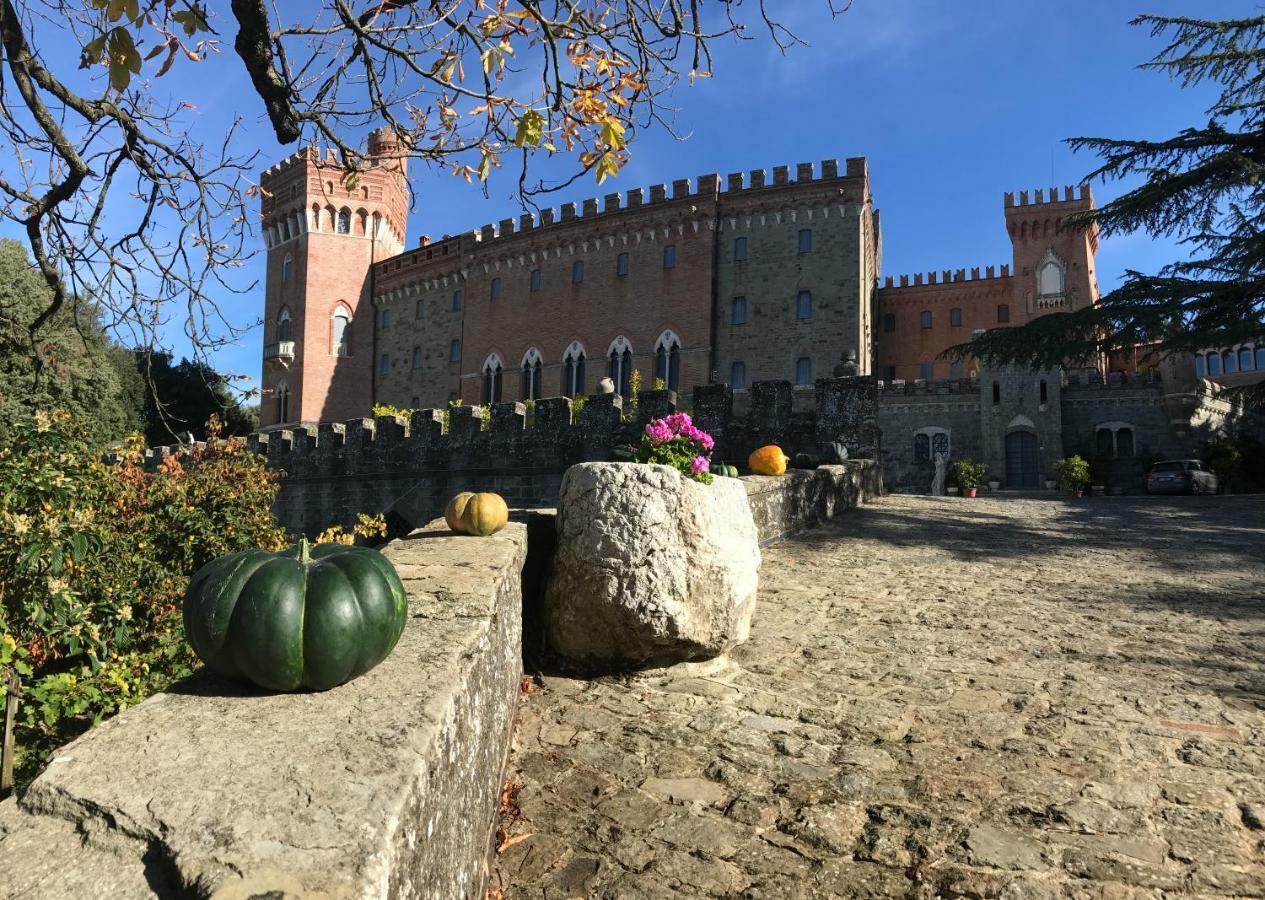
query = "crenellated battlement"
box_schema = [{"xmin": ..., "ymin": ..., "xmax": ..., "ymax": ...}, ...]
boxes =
[
  {"xmin": 465, "ymin": 157, "xmax": 865, "ymax": 246},
  {"xmin": 1004, "ymin": 184, "xmax": 1093, "ymax": 209},
  {"xmin": 147, "ymin": 378, "xmax": 880, "ymax": 534},
  {"xmin": 880, "ymin": 265, "xmax": 1012, "ymax": 291}
]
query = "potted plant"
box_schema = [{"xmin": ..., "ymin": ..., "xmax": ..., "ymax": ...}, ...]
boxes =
[
  {"xmin": 1053, "ymin": 455, "xmax": 1090, "ymax": 497},
  {"xmin": 952, "ymin": 460, "xmax": 988, "ymax": 498}
]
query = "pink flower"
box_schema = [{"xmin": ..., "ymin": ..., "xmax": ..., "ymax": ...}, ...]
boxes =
[{"xmin": 690, "ymin": 455, "xmax": 709, "ymax": 475}]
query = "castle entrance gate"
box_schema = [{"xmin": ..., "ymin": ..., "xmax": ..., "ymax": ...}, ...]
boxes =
[{"xmin": 1004, "ymin": 430, "xmax": 1040, "ymax": 488}]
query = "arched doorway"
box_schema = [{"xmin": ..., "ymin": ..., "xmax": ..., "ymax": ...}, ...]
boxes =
[{"xmin": 1005, "ymin": 431, "xmax": 1039, "ymax": 488}]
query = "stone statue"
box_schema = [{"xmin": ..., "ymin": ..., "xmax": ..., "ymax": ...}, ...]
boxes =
[
  {"xmin": 931, "ymin": 452, "xmax": 947, "ymax": 496},
  {"xmin": 833, "ymin": 349, "xmax": 859, "ymax": 378},
  {"xmin": 595, "ymin": 376, "xmax": 615, "ymax": 394}
]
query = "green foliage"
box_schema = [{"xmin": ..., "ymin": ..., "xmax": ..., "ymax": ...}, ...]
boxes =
[
  {"xmin": 570, "ymin": 395, "xmax": 586, "ymax": 419},
  {"xmin": 0, "ymin": 239, "xmax": 144, "ymax": 445},
  {"xmin": 951, "ymin": 460, "xmax": 988, "ymax": 490},
  {"xmin": 372, "ymin": 403, "xmax": 414, "ymax": 419},
  {"xmin": 624, "ymin": 368, "xmax": 642, "ymax": 421},
  {"xmin": 135, "ymin": 351, "xmax": 256, "ymax": 446},
  {"xmin": 0, "ymin": 410, "xmax": 286, "ymax": 790},
  {"xmin": 633, "ymin": 414, "xmax": 715, "ymax": 485},
  {"xmin": 1204, "ymin": 432, "xmax": 1265, "ymax": 492},
  {"xmin": 950, "ymin": 15, "xmax": 1265, "ymax": 384},
  {"xmin": 1054, "ymin": 455, "xmax": 1092, "ymax": 492}
]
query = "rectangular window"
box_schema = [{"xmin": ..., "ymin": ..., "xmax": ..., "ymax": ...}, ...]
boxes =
[
  {"xmin": 663, "ymin": 245, "xmax": 676, "ymax": 269},
  {"xmin": 919, "ymin": 362, "xmax": 932, "ymax": 381},
  {"xmin": 997, "ymin": 303, "xmax": 1010, "ymax": 323},
  {"xmin": 449, "ymin": 340, "xmax": 461, "ymax": 363},
  {"xmin": 379, "ymin": 353, "xmax": 389, "ymax": 375},
  {"xmin": 411, "ymin": 346, "xmax": 421, "ymax": 369},
  {"xmin": 572, "ymin": 260, "xmax": 585, "ymax": 284},
  {"xmin": 616, "ymin": 252, "xmax": 629, "ymax": 276},
  {"xmin": 452, "ymin": 289, "xmax": 463, "ymax": 311},
  {"xmin": 734, "ymin": 236, "xmax": 748, "ymax": 261},
  {"xmin": 490, "ymin": 277, "xmax": 501, "ymax": 300},
  {"xmin": 798, "ymin": 229, "xmax": 812, "ymax": 254},
  {"xmin": 795, "ymin": 356, "xmax": 812, "ymax": 385},
  {"xmin": 411, "ymin": 395, "xmax": 420, "ymax": 408},
  {"xmin": 416, "ymin": 298, "xmax": 425, "ymax": 319},
  {"xmin": 529, "ymin": 269, "xmax": 541, "ymax": 292},
  {"xmin": 796, "ymin": 291, "xmax": 812, "ymax": 320},
  {"xmin": 731, "ymin": 361, "xmax": 747, "ymax": 390},
  {"xmin": 885, "ymin": 365, "xmax": 896, "ymax": 382},
  {"xmin": 732, "ymin": 296, "xmax": 747, "ymax": 325},
  {"xmin": 381, "ymin": 308, "xmax": 391, "ymax": 329},
  {"xmin": 920, "ymin": 310, "xmax": 932, "ymax": 329},
  {"xmin": 883, "ymin": 313, "xmax": 896, "ymax": 332},
  {"xmin": 950, "ymin": 307, "xmax": 962, "ymax": 327}
]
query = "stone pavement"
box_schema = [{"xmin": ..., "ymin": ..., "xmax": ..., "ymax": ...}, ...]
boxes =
[{"xmin": 490, "ymin": 494, "xmax": 1265, "ymax": 898}]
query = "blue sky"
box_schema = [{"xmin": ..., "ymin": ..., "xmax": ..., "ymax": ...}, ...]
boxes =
[{"xmin": 8, "ymin": 0, "xmax": 1253, "ymax": 391}]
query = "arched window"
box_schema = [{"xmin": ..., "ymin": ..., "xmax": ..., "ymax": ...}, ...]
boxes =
[
  {"xmin": 1256, "ymin": 347, "xmax": 1265, "ymax": 370},
  {"xmin": 482, "ymin": 354, "xmax": 503, "ymax": 405},
  {"xmin": 654, "ymin": 331, "xmax": 681, "ymax": 391},
  {"xmin": 1195, "ymin": 355, "xmax": 1207, "ymax": 377},
  {"xmin": 274, "ymin": 380, "xmax": 289, "ymax": 424},
  {"xmin": 416, "ymin": 298, "xmax": 425, "ymax": 320},
  {"xmin": 337, "ymin": 209, "xmax": 351, "ymax": 234},
  {"xmin": 1224, "ymin": 351, "xmax": 1238, "ymax": 374},
  {"xmin": 562, "ymin": 342, "xmax": 586, "ymax": 397},
  {"xmin": 797, "ymin": 291, "xmax": 813, "ymax": 320},
  {"xmin": 734, "ymin": 236, "xmax": 748, "ymax": 261},
  {"xmin": 281, "ymin": 253, "xmax": 293, "ymax": 284},
  {"xmin": 277, "ymin": 307, "xmax": 291, "ymax": 342},
  {"xmin": 572, "ymin": 260, "xmax": 585, "ymax": 284},
  {"xmin": 607, "ymin": 337, "xmax": 633, "ymax": 398},
  {"xmin": 521, "ymin": 348, "xmax": 543, "ymax": 401},
  {"xmin": 411, "ymin": 346, "xmax": 422, "ymax": 369},
  {"xmin": 920, "ymin": 310, "xmax": 932, "ymax": 329},
  {"xmin": 1208, "ymin": 353, "xmax": 1222, "ymax": 375},
  {"xmin": 1096, "ymin": 421, "xmax": 1136, "ymax": 459},
  {"xmin": 731, "ymin": 361, "xmax": 746, "ymax": 390},
  {"xmin": 795, "ymin": 356, "xmax": 812, "ymax": 386},
  {"xmin": 1038, "ymin": 260, "xmax": 1064, "ymax": 296},
  {"xmin": 1239, "ymin": 348, "xmax": 1254, "ymax": 372},
  {"xmin": 331, "ymin": 307, "xmax": 351, "ymax": 356},
  {"xmin": 281, "ymin": 219, "xmax": 291, "ymax": 242},
  {"xmin": 913, "ymin": 427, "xmax": 950, "ymax": 462}
]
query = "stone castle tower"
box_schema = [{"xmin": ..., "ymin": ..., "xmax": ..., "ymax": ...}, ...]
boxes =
[{"xmin": 260, "ymin": 129, "xmax": 409, "ymax": 427}]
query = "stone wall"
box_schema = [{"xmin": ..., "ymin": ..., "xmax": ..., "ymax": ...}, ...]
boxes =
[
  {"xmin": 243, "ymin": 377, "xmax": 880, "ymax": 535},
  {"xmin": 877, "ymin": 379, "xmax": 985, "ymax": 493},
  {"xmin": 0, "ymin": 520, "xmax": 529, "ymax": 900},
  {"xmin": 743, "ymin": 461, "xmax": 882, "ymax": 545}
]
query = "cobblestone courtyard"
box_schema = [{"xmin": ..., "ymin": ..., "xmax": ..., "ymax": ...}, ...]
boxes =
[{"xmin": 492, "ymin": 494, "xmax": 1265, "ymax": 898}]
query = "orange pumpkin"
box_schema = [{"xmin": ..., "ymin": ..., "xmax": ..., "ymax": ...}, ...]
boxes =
[
  {"xmin": 444, "ymin": 492, "xmax": 474, "ymax": 533},
  {"xmin": 460, "ymin": 492, "xmax": 509, "ymax": 536},
  {"xmin": 748, "ymin": 445, "xmax": 790, "ymax": 476}
]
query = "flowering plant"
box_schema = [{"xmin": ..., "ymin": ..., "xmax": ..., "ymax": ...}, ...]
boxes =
[{"xmin": 634, "ymin": 412, "xmax": 715, "ymax": 484}]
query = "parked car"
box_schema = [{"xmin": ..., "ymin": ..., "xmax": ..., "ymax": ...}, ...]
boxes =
[{"xmin": 1146, "ymin": 459, "xmax": 1219, "ymax": 495}]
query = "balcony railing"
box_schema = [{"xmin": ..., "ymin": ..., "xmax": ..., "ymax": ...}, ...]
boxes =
[{"xmin": 265, "ymin": 341, "xmax": 295, "ymax": 366}]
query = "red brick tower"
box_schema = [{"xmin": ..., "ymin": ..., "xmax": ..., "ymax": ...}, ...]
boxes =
[
  {"xmin": 1003, "ymin": 185, "xmax": 1100, "ymax": 323},
  {"xmin": 260, "ymin": 129, "xmax": 409, "ymax": 426}
]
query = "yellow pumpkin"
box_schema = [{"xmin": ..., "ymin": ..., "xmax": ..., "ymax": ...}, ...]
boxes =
[
  {"xmin": 460, "ymin": 492, "xmax": 509, "ymax": 537},
  {"xmin": 748, "ymin": 445, "xmax": 790, "ymax": 476},
  {"xmin": 444, "ymin": 492, "xmax": 474, "ymax": 533}
]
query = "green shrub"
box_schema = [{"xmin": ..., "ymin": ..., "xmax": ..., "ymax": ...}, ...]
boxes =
[
  {"xmin": 0, "ymin": 411, "xmax": 286, "ymax": 790},
  {"xmin": 1053, "ymin": 455, "xmax": 1091, "ymax": 492},
  {"xmin": 951, "ymin": 459, "xmax": 988, "ymax": 490}
]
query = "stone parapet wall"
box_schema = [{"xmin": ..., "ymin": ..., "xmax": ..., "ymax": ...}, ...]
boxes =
[
  {"xmin": 743, "ymin": 461, "xmax": 882, "ymax": 545},
  {"xmin": 0, "ymin": 521, "xmax": 528, "ymax": 900},
  {"xmin": 204, "ymin": 377, "xmax": 879, "ymax": 535}
]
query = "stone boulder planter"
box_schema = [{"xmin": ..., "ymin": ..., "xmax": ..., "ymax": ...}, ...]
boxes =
[{"xmin": 544, "ymin": 462, "xmax": 761, "ymax": 670}]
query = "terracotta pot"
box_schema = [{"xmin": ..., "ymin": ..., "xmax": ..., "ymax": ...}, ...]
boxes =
[
  {"xmin": 1065, "ymin": 489, "xmax": 1083, "ymax": 497},
  {"xmin": 962, "ymin": 487, "xmax": 978, "ymax": 498}
]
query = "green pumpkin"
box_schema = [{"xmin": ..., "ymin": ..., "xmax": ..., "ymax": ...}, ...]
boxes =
[
  {"xmin": 182, "ymin": 539, "xmax": 407, "ymax": 692},
  {"xmin": 724, "ymin": 465, "xmax": 740, "ymax": 478}
]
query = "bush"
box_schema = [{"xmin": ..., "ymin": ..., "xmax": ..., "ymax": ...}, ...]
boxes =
[
  {"xmin": 951, "ymin": 460, "xmax": 988, "ymax": 490},
  {"xmin": 0, "ymin": 411, "xmax": 287, "ymax": 790},
  {"xmin": 1053, "ymin": 455, "xmax": 1091, "ymax": 492},
  {"xmin": 633, "ymin": 413, "xmax": 715, "ymax": 484}
]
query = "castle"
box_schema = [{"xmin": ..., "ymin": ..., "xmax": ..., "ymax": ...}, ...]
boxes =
[{"xmin": 258, "ymin": 130, "xmax": 1251, "ymax": 495}]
